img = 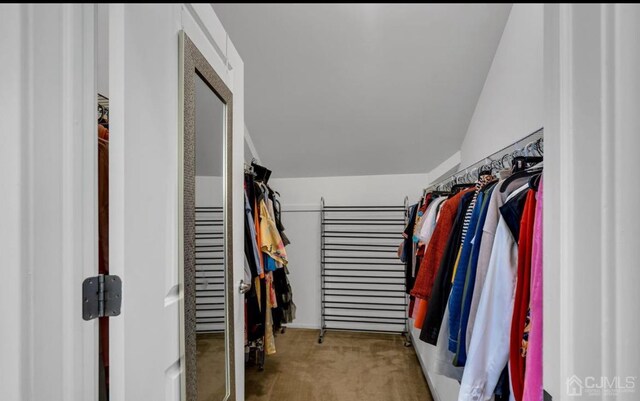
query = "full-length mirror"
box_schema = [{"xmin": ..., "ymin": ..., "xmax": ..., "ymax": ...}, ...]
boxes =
[{"xmin": 180, "ymin": 31, "xmax": 234, "ymax": 401}]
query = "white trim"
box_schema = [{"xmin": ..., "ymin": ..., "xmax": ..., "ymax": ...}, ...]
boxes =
[
  {"xmin": 409, "ymin": 328, "xmax": 448, "ymax": 401},
  {"xmin": 285, "ymin": 323, "xmax": 321, "ymax": 330},
  {"xmin": 599, "ymin": 2, "xmax": 616, "ymax": 379},
  {"xmin": 557, "ymin": 4, "xmax": 575, "ymax": 392}
]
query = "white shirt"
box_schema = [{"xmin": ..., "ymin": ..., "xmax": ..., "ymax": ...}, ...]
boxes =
[
  {"xmin": 415, "ymin": 196, "xmax": 446, "ymax": 245},
  {"xmin": 458, "ymin": 184, "xmax": 526, "ymax": 401}
]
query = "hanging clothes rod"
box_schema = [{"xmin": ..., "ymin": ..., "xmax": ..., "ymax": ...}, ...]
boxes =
[{"xmin": 425, "ymin": 127, "xmax": 544, "ymax": 192}]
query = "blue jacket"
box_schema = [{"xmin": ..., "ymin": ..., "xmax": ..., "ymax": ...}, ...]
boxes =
[
  {"xmin": 447, "ymin": 190, "xmax": 484, "ymax": 353},
  {"xmin": 454, "ymin": 183, "xmax": 496, "ymax": 365}
]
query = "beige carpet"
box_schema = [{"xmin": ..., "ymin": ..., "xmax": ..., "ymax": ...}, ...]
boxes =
[
  {"xmin": 196, "ymin": 333, "xmax": 226, "ymax": 401},
  {"xmin": 246, "ymin": 328, "xmax": 432, "ymax": 401}
]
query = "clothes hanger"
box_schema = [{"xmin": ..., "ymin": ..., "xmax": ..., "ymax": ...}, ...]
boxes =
[
  {"xmin": 251, "ymin": 160, "xmax": 272, "ymax": 184},
  {"xmin": 529, "ymin": 171, "xmax": 542, "ymax": 191},
  {"xmin": 511, "ymin": 156, "xmax": 543, "ymax": 173},
  {"xmin": 499, "ymin": 165, "xmax": 543, "ymax": 192}
]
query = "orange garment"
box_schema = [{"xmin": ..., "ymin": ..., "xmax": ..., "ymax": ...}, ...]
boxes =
[
  {"xmin": 98, "ymin": 123, "xmax": 109, "ymax": 141},
  {"xmin": 410, "ymin": 189, "xmax": 474, "ymax": 301},
  {"xmin": 414, "ymin": 299, "xmax": 429, "ymax": 329}
]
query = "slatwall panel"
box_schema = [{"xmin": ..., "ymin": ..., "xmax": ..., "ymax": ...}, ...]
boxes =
[
  {"xmin": 319, "ymin": 200, "xmax": 408, "ymax": 343},
  {"xmin": 195, "ymin": 207, "xmax": 225, "ymax": 333}
]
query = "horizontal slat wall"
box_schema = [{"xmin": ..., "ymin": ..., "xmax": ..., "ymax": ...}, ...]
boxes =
[
  {"xmin": 319, "ymin": 203, "xmax": 407, "ymax": 340},
  {"xmin": 195, "ymin": 207, "xmax": 225, "ymax": 333}
]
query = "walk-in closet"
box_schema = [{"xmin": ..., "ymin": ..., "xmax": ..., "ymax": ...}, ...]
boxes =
[{"xmin": 3, "ymin": 4, "xmax": 640, "ymax": 401}]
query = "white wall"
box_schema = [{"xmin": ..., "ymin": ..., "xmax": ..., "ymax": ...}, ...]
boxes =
[{"xmin": 459, "ymin": 4, "xmax": 543, "ymax": 167}]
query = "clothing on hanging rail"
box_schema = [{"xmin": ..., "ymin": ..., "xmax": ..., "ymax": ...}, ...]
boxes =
[
  {"xmin": 243, "ymin": 168, "xmax": 295, "ymax": 363},
  {"xmin": 400, "ymin": 136, "xmax": 544, "ymax": 401}
]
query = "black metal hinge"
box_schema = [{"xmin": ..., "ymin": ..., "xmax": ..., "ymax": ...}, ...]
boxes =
[{"xmin": 83, "ymin": 274, "xmax": 122, "ymax": 321}]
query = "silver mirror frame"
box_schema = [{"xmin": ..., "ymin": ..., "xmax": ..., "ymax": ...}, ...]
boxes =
[{"xmin": 179, "ymin": 30, "xmax": 235, "ymax": 401}]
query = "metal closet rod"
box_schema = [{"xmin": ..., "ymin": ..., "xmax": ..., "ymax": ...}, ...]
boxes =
[{"xmin": 425, "ymin": 127, "xmax": 544, "ymax": 192}]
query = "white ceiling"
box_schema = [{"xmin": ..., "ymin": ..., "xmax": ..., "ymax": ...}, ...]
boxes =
[{"xmin": 213, "ymin": 4, "xmax": 512, "ymax": 178}]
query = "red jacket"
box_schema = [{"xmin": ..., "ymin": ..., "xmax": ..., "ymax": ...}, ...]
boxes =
[{"xmin": 410, "ymin": 189, "xmax": 474, "ymax": 301}]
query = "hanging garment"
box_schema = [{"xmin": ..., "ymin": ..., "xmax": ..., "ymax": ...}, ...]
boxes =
[
  {"xmin": 447, "ymin": 190, "xmax": 485, "ymax": 352},
  {"xmin": 429, "ymin": 301, "xmax": 465, "ymax": 381},
  {"xmin": 458, "ymin": 183, "xmax": 529, "ymax": 401},
  {"xmin": 465, "ymin": 177, "xmax": 531, "ymax": 351},
  {"xmin": 410, "ymin": 188, "xmax": 474, "ymax": 301},
  {"xmin": 500, "ymin": 188, "xmax": 530, "ymax": 242},
  {"xmin": 401, "ymin": 203, "xmax": 420, "ymax": 292},
  {"xmin": 412, "ymin": 195, "xmax": 432, "ymax": 242},
  {"xmin": 420, "ymin": 191, "xmax": 474, "ymax": 345},
  {"xmin": 271, "ymin": 266, "xmax": 296, "ymax": 328},
  {"xmin": 264, "ymin": 272, "xmax": 277, "ymax": 355},
  {"xmin": 253, "ymin": 194, "xmax": 265, "ymax": 278},
  {"xmin": 509, "ymin": 189, "xmax": 537, "ymax": 401},
  {"xmin": 415, "ymin": 197, "xmax": 447, "ymax": 245},
  {"xmin": 269, "ymin": 190, "xmax": 290, "ymax": 246},
  {"xmin": 414, "ymin": 198, "xmax": 447, "ymax": 281},
  {"xmin": 259, "ymin": 199, "xmax": 288, "ymax": 266},
  {"xmin": 413, "ymin": 197, "xmax": 447, "ymax": 330},
  {"xmin": 244, "ymin": 191, "xmax": 261, "ymax": 278},
  {"xmin": 522, "ymin": 180, "xmax": 543, "ymax": 401},
  {"xmin": 98, "ymin": 125, "xmax": 110, "ymax": 401},
  {"xmin": 454, "ymin": 182, "xmax": 497, "ymax": 366}
]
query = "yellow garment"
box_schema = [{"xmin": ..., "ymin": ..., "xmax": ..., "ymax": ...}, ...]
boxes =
[
  {"xmin": 450, "ymin": 246, "xmax": 463, "ymax": 284},
  {"xmin": 259, "ymin": 200, "xmax": 288, "ymax": 266},
  {"xmin": 264, "ymin": 273, "xmax": 277, "ymax": 355}
]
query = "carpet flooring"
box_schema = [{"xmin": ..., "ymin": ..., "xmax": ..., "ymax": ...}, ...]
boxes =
[
  {"xmin": 245, "ymin": 328, "xmax": 432, "ymax": 401},
  {"xmin": 196, "ymin": 333, "xmax": 226, "ymax": 401}
]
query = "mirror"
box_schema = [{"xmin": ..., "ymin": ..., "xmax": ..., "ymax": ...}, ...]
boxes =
[{"xmin": 180, "ymin": 31, "xmax": 234, "ymax": 401}]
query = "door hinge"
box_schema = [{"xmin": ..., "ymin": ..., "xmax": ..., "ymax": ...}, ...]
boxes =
[{"xmin": 83, "ymin": 274, "xmax": 122, "ymax": 321}]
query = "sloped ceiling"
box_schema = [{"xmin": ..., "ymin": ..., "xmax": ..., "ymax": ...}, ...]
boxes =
[{"xmin": 213, "ymin": 4, "xmax": 512, "ymax": 178}]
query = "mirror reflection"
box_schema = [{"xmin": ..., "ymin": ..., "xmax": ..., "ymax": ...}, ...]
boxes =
[{"xmin": 194, "ymin": 73, "xmax": 227, "ymax": 401}]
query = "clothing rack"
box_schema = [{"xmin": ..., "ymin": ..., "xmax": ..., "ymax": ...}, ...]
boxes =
[
  {"xmin": 426, "ymin": 127, "xmax": 544, "ymax": 193},
  {"xmin": 195, "ymin": 206, "xmax": 225, "ymax": 333},
  {"xmin": 319, "ymin": 198, "xmax": 409, "ymax": 344}
]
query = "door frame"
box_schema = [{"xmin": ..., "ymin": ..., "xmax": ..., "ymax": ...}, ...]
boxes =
[{"xmin": 544, "ymin": 4, "xmax": 640, "ymax": 399}]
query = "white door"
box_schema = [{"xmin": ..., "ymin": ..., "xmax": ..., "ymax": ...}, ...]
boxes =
[
  {"xmin": 107, "ymin": 4, "xmax": 246, "ymax": 400},
  {"xmin": 0, "ymin": 4, "xmax": 99, "ymax": 401}
]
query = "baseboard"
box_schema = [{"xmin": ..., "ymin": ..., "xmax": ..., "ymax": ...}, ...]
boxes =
[
  {"xmin": 410, "ymin": 323, "xmax": 460, "ymax": 401},
  {"xmin": 410, "ymin": 327, "xmax": 442, "ymax": 401},
  {"xmin": 284, "ymin": 322, "xmax": 321, "ymax": 330}
]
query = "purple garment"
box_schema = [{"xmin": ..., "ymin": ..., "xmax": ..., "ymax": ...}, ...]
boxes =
[{"xmin": 523, "ymin": 179, "xmax": 543, "ymax": 401}]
